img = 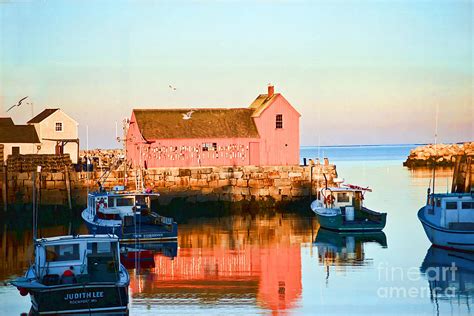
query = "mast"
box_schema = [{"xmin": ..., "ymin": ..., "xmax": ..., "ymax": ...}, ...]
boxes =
[
  {"xmin": 32, "ymin": 169, "xmax": 36, "ymax": 241},
  {"xmin": 431, "ymin": 104, "xmax": 439, "ymax": 208}
]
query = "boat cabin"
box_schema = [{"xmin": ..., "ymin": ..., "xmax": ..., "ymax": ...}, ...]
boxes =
[
  {"xmin": 320, "ymin": 187, "xmax": 365, "ymax": 210},
  {"xmin": 87, "ymin": 191, "xmax": 158, "ymax": 221},
  {"xmin": 427, "ymin": 193, "xmax": 474, "ymax": 229},
  {"xmin": 35, "ymin": 235, "xmax": 122, "ymax": 285}
]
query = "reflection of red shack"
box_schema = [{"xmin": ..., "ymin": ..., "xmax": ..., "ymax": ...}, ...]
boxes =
[
  {"xmin": 256, "ymin": 245, "xmax": 302, "ymax": 313},
  {"xmin": 128, "ymin": 244, "xmax": 302, "ymax": 313}
]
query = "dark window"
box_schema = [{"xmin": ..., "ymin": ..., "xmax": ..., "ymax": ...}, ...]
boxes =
[
  {"xmin": 12, "ymin": 147, "xmax": 20, "ymax": 155},
  {"xmin": 55, "ymin": 122, "xmax": 63, "ymax": 132},
  {"xmin": 445, "ymin": 202, "xmax": 458, "ymax": 210},
  {"xmin": 276, "ymin": 114, "xmax": 283, "ymax": 129},
  {"xmin": 87, "ymin": 241, "xmax": 118, "ymax": 256},
  {"xmin": 462, "ymin": 202, "xmax": 474, "ymax": 209},
  {"xmin": 337, "ymin": 193, "xmax": 350, "ymax": 203},
  {"xmin": 202, "ymin": 143, "xmax": 217, "ymax": 152},
  {"xmin": 46, "ymin": 244, "xmax": 80, "ymax": 262},
  {"xmin": 116, "ymin": 198, "xmax": 134, "ymax": 207}
]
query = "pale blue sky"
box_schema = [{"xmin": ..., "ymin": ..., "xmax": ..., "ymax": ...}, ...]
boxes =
[{"xmin": 1, "ymin": 0, "xmax": 472, "ymax": 148}]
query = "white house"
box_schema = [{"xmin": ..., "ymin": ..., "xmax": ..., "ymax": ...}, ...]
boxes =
[
  {"xmin": 0, "ymin": 117, "xmax": 40, "ymax": 161},
  {"xmin": 27, "ymin": 109, "xmax": 79, "ymax": 163}
]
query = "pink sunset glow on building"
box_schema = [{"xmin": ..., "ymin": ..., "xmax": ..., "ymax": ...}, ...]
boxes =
[{"xmin": 126, "ymin": 85, "xmax": 300, "ymax": 168}]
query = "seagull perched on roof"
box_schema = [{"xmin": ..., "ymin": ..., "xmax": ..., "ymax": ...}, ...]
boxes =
[
  {"xmin": 168, "ymin": 84, "xmax": 177, "ymax": 91},
  {"xmin": 182, "ymin": 110, "xmax": 194, "ymax": 120},
  {"xmin": 7, "ymin": 96, "xmax": 28, "ymax": 112}
]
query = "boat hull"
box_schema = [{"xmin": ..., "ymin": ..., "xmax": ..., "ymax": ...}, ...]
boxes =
[
  {"xmin": 418, "ymin": 207, "xmax": 474, "ymax": 252},
  {"xmin": 21, "ymin": 283, "xmax": 128, "ymax": 315},
  {"xmin": 314, "ymin": 210, "xmax": 386, "ymax": 232},
  {"xmin": 82, "ymin": 211, "xmax": 178, "ymax": 242}
]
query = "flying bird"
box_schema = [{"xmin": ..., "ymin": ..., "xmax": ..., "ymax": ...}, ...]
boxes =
[
  {"xmin": 182, "ymin": 110, "xmax": 194, "ymax": 120},
  {"xmin": 168, "ymin": 84, "xmax": 177, "ymax": 91},
  {"xmin": 7, "ymin": 96, "xmax": 28, "ymax": 112}
]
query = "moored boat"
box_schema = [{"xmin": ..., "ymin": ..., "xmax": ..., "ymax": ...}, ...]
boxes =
[
  {"xmin": 310, "ymin": 183, "xmax": 386, "ymax": 231},
  {"xmin": 81, "ymin": 188, "xmax": 178, "ymax": 243},
  {"xmin": 418, "ymin": 193, "xmax": 474, "ymax": 252},
  {"xmin": 418, "ymin": 154, "xmax": 474, "ymax": 252},
  {"xmin": 11, "ymin": 235, "xmax": 129, "ymax": 315}
]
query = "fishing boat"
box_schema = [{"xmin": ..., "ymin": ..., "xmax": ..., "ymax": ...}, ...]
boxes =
[
  {"xmin": 11, "ymin": 235, "xmax": 130, "ymax": 315},
  {"xmin": 418, "ymin": 193, "xmax": 474, "ymax": 252},
  {"xmin": 310, "ymin": 182, "xmax": 386, "ymax": 231},
  {"xmin": 81, "ymin": 187, "xmax": 178, "ymax": 243},
  {"xmin": 418, "ymin": 155, "xmax": 474, "ymax": 252}
]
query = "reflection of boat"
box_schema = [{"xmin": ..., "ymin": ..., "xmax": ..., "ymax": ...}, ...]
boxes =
[
  {"xmin": 11, "ymin": 235, "xmax": 129, "ymax": 314},
  {"xmin": 81, "ymin": 189, "xmax": 178, "ymax": 242},
  {"xmin": 310, "ymin": 183, "xmax": 386, "ymax": 231},
  {"xmin": 314, "ymin": 229, "xmax": 387, "ymax": 266},
  {"xmin": 120, "ymin": 242, "xmax": 178, "ymax": 269},
  {"xmin": 420, "ymin": 246, "xmax": 474, "ymax": 303}
]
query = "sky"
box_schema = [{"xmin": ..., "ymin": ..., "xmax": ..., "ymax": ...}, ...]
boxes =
[{"xmin": 0, "ymin": 0, "xmax": 472, "ymax": 148}]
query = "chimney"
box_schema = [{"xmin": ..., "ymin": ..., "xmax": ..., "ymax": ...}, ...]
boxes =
[{"xmin": 267, "ymin": 84, "xmax": 274, "ymax": 98}]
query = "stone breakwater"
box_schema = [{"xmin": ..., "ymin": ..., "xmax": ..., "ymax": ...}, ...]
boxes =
[
  {"xmin": 404, "ymin": 142, "xmax": 474, "ymax": 168},
  {"xmin": 2, "ymin": 154, "xmax": 337, "ymax": 207}
]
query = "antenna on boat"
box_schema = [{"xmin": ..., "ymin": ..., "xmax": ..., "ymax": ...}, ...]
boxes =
[
  {"xmin": 86, "ymin": 125, "xmax": 89, "ymax": 195},
  {"xmin": 32, "ymin": 168, "xmax": 37, "ymax": 241},
  {"xmin": 431, "ymin": 104, "xmax": 439, "ymax": 208},
  {"xmin": 431, "ymin": 104, "xmax": 439, "ymax": 211}
]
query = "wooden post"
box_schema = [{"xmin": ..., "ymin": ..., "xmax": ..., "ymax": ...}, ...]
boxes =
[
  {"xmin": 2, "ymin": 165, "xmax": 7, "ymax": 211},
  {"xmin": 65, "ymin": 165, "xmax": 72, "ymax": 210}
]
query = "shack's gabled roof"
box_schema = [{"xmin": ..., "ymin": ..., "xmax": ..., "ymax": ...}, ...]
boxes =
[
  {"xmin": 0, "ymin": 125, "xmax": 40, "ymax": 143},
  {"xmin": 27, "ymin": 108, "xmax": 59, "ymax": 124},
  {"xmin": 249, "ymin": 93, "xmax": 280, "ymax": 117},
  {"xmin": 249, "ymin": 93, "xmax": 301, "ymax": 118},
  {"xmin": 133, "ymin": 108, "xmax": 260, "ymax": 140}
]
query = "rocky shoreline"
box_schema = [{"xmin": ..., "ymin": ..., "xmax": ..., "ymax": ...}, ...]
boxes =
[{"xmin": 403, "ymin": 142, "xmax": 474, "ymax": 168}]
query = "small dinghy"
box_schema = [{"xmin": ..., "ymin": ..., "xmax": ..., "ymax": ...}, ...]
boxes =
[
  {"xmin": 310, "ymin": 183, "xmax": 386, "ymax": 231},
  {"xmin": 11, "ymin": 234, "xmax": 130, "ymax": 315}
]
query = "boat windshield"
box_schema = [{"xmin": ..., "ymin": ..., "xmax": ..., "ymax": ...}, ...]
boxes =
[
  {"xmin": 45, "ymin": 244, "xmax": 80, "ymax": 262},
  {"xmin": 87, "ymin": 241, "xmax": 119, "ymax": 259}
]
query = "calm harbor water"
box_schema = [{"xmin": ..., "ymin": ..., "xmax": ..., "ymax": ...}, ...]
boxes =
[{"xmin": 1, "ymin": 145, "xmax": 471, "ymax": 315}]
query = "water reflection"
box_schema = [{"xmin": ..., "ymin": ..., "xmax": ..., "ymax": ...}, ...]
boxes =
[
  {"xmin": 314, "ymin": 228, "xmax": 388, "ymax": 267},
  {"xmin": 420, "ymin": 246, "xmax": 474, "ymax": 312},
  {"xmin": 120, "ymin": 242, "xmax": 178, "ymax": 269},
  {"xmin": 127, "ymin": 213, "xmax": 315, "ymax": 314}
]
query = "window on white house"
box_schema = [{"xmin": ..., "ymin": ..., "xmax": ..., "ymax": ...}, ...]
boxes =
[
  {"xmin": 55, "ymin": 122, "xmax": 63, "ymax": 132},
  {"xmin": 276, "ymin": 114, "xmax": 283, "ymax": 129},
  {"xmin": 202, "ymin": 143, "xmax": 217, "ymax": 151}
]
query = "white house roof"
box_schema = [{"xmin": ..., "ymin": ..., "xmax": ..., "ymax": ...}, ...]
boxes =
[{"xmin": 27, "ymin": 109, "xmax": 60, "ymax": 124}]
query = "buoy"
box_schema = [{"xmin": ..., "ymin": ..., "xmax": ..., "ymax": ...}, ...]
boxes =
[{"xmin": 18, "ymin": 287, "xmax": 28, "ymax": 296}]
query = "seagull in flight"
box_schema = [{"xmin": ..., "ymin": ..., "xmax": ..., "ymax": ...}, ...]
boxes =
[
  {"xmin": 7, "ymin": 96, "xmax": 28, "ymax": 112},
  {"xmin": 168, "ymin": 84, "xmax": 177, "ymax": 91},
  {"xmin": 182, "ymin": 110, "xmax": 194, "ymax": 120}
]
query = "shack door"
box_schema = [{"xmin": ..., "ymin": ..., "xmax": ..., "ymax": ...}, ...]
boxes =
[{"xmin": 249, "ymin": 142, "xmax": 260, "ymax": 166}]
